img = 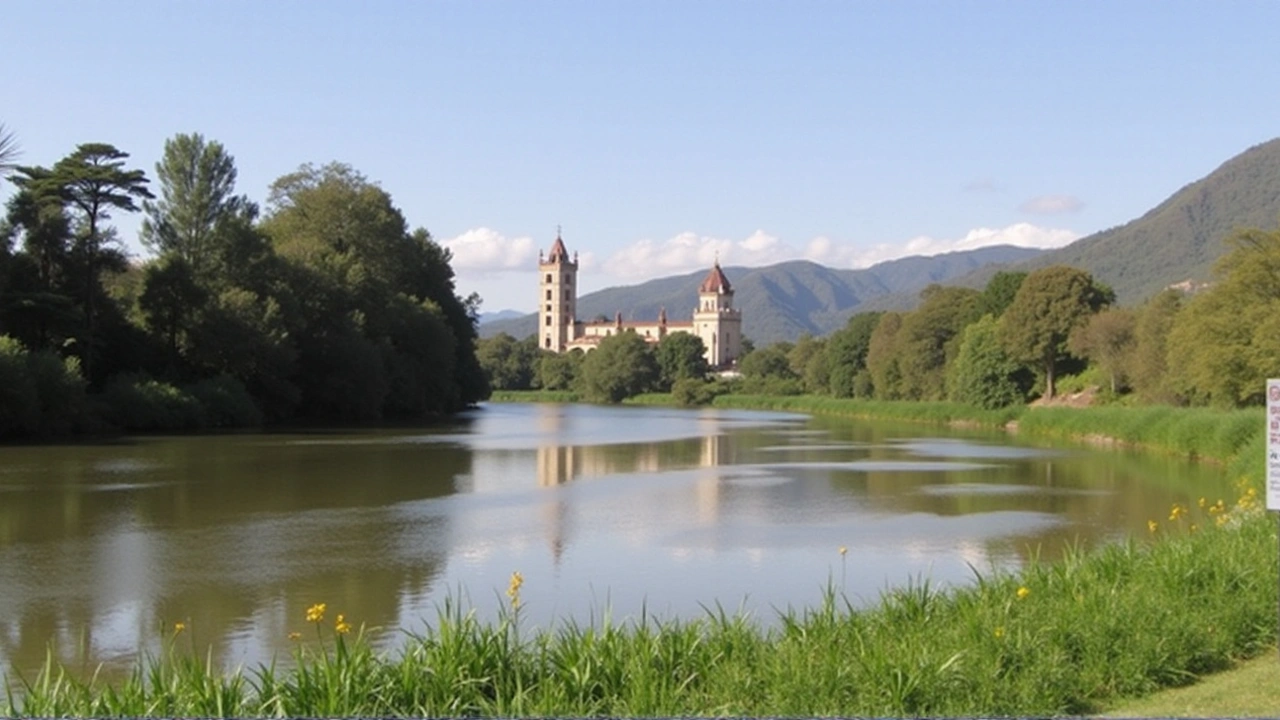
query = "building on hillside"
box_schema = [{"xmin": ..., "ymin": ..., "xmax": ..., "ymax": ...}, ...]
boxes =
[{"xmin": 537, "ymin": 232, "xmax": 742, "ymax": 368}]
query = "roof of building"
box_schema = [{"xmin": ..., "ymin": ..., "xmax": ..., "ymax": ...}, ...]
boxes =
[
  {"xmin": 699, "ymin": 262, "xmax": 732, "ymax": 293},
  {"xmin": 547, "ymin": 233, "xmax": 570, "ymax": 263}
]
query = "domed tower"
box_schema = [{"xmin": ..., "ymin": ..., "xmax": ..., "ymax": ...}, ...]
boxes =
[
  {"xmin": 693, "ymin": 260, "xmax": 742, "ymax": 367},
  {"xmin": 538, "ymin": 230, "xmax": 578, "ymax": 352}
]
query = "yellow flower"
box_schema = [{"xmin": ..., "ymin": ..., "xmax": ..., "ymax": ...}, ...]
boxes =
[
  {"xmin": 1016, "ymin": 586, "xmax": 1030, "ymax": 600},
  {"xmin": 335, "ymin": 614, "xmax": 351, "ymax": 634},
  {"xmin": 507, "ymin": 571, "xmax": 524, "ymax": 609},
  {"xmin": 1147, "ymin": 519, "xmax": 1158, "ymax": 533},
  {"xmin": 288, "ymin": 631, "xmax": 302, "ymax": 641},
  {"xmin": 306, "ymin": 603, "xmax": 326, "ymax": 623},
  {"xmin": 1168, "ymin": 504, "xmax": 1187, "ymax": 521},
  {"xmin": 993, "ymin": 626, "xmax": 1005, "ymax": 639},
  {"xmin": 174, "ymin": 621, "xmax": 186, "ymax": 634},
  {"xmin": 1197, "ymin": 497, "xmax": 1207, "ymax": 508},
  {"xmin": 1190, "ymin": 523, "xmax": 1198, "ymax": 533},
  {"xmin": 839, "ymin": 546, "xmax": 848, "ymax": 557}
]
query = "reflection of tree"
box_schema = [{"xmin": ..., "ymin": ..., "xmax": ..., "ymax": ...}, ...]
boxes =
[{"xmin": 0, "ymin": 428, "xmax": 472, "ymax": 680}]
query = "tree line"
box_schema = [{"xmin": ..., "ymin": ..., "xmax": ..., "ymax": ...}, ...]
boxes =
[
  {"xmin": 479, "ymin": 224, "xmax": 1280, "ymax": 410},
  {"xmin": 0, "ymin": 129, "xmax": 487, "ymax": 438}
]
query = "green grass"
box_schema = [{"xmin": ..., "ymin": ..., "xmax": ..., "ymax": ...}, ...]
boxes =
[
  {"xmin": 487, "ymin": 389, "xmax": 580, "ymax": 403},
  {"xmin": 1105, "ymin": 651, "xmax": 1280, "ymax": 717},
  {"xmin": 711, "ymin": 393, "xmax": 1024, "ymax": 427}
]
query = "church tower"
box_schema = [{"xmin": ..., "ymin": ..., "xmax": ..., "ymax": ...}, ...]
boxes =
[
  {"xmin": 538, "ymin": 231, "xmax": 577, "ymax": 352},
  {"xmin": 693, "ymin": 261, "xmax": 742, "ymax": 367}
]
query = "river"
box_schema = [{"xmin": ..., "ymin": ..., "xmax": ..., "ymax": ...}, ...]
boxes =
[{"xmin": 0, "ymin": 402, "xmax": 1232, "ymax": 681}]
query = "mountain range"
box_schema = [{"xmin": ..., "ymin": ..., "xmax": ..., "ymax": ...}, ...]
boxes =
[
  {"xmin": 481, "ymin": 136, "xmax": 1280, "ymax": 345},
  {"xmin": 479, "ymin": 245, "xmax": 1042, "ymax": 345}
]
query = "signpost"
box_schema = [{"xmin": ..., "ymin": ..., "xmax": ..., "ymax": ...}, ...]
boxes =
[{"xmin": 1267, "ymin": 380, "xmax": 1280, "ymax": 660}]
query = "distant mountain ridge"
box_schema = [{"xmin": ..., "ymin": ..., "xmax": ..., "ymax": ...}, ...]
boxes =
[
  {"xmin": 910, "ymin": 137, "xmax": 1280, "ymax": 307},
  {"xmin": 480, "ymin": 245, "xmax": 1043, "ymax": 345}
]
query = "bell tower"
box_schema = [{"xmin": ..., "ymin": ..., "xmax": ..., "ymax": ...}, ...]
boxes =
[
  {"xmin": 538, "ymin": 229, "xmax": 577, "ymax": 352},
  {"xmin": 693, "ymin": 260, "xmax": 742, "ymax": 367}
]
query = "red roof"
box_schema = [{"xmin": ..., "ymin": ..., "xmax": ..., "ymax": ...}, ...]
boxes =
[
  {"xmin": 547, "ymin": 235, "xmax": 570, "ymax": 262},
  {"xmin": 699, "ymin": 263, "xmax": 732, "ymax": 293}
]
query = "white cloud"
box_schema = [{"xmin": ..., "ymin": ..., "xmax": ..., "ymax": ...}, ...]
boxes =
[
  {"xmin": 1019, "ymin": 194, "xmax": 1084, "ymax": 215},
  {"xmin": 440, "ymin": 227, "xmax": 537, "ymax": 272},
  {"xmin": 601, "ymin": 230, "xmax": 794, "ymax": 280},
  {"xmin": 837, "ymin": 223, "xmax": 1081, "ymax": 269}
]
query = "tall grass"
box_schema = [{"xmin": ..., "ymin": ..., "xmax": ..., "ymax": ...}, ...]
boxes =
[
  {"xmin": 487, "ymin": 389, "xmax": 580, "ymax": 403},
  {"xmin": 713, "ymin": 394, "xmax": 1024, "ymax": 427}
]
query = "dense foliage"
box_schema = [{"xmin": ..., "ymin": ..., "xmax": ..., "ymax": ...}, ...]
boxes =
[
  {"xmin": 0, "ymin": 132, "xmax": 487, "ymax": 438},
  {"xmin": 481, "ymin": 222, "xmax": 1280, "ymax": 411}
]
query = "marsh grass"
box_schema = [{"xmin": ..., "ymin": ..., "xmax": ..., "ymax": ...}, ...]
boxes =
[{"xmin": 8, "ymin": 401, "xmax": 1276, "ymax": 717}]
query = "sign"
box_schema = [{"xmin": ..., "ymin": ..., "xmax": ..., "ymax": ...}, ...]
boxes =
[{"xmin": 1268, "ymin": 379, "xmax": 1280, "ymax": 510}]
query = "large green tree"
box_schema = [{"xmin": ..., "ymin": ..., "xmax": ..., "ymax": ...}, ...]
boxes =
[
  {"xmin": 577, "ymin": 332, "xmax": 658, "ymax": 403},
  {"xmin": 141, "ymin": 133, "xmax": 250, "ymax": 278},
  {"xmin": 1069, "ymin": 308, "xmax": 1136, "ymax": 394},
  {"xmin": 12, "ymin": 144, "xmax": 152, "ymax": 380},
  {"xmin": 826, "ymin": 311, "xmax": 881, "ymax": 398},
  {"xmin": 895, "ymin": 285, "xmax": 981, "ymax": 401},
  {"xmin": 477, "ymin": 332, "xmax": 539, "ymax": 390},
  {"xmin": 998, "ymin": 266, "xmax": 1110, "ymax": 400},
  {"xmin": 1128, "ymin": 289, "xmax": 1183, "ymax": 403},
  {"xmin": 655, "ymin": 332, "xmax": 709, "ymax": 391},
  {"xmin": 947, "ymin": 314, "xmax": 1025, "ymax": 409},
  {"xmin": 866, "ymin": 311, "xmax": 905, "ymax": 400}
]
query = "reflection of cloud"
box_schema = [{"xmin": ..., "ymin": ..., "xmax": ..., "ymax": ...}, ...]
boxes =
[{"xmin": 1018, "ymin": 194, "xmax": 1084, "ymax": 215}]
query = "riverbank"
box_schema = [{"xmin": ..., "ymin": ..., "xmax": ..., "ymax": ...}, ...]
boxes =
[{"xmin": 8, "ymin": 398, "xmax": 1274, "ymax": 716}]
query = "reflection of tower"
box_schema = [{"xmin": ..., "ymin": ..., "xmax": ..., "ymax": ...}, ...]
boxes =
[
  {"xmin": 537, "ymin": 445, "xmax": 576, "ymax": 487},
  {"xmin": 538, "ymin": 231, "xmax": 577, "ymax": 352},
  {"xmin": 695, "ymin": 432, "xmax": 727, "ymax": 524}
]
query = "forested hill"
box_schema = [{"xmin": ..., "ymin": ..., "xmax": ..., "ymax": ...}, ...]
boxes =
[
  {"xmin": 480, "ymin": 245, "xmax": 1041, "ymax": 345},
  {"xmin": 907, "ymin": 137, "xmax": 1280, "ymax": 308}
]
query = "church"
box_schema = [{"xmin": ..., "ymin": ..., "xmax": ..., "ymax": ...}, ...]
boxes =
[{"xmin": 537, "ymin": 232, "xmax": 743, "ymax": 368}]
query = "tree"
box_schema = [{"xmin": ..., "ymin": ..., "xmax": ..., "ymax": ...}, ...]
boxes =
[
  {"xmin": 141, "ymin": 133, "xmax": 249, "ymax": 278},
  {"xmin": 539, "ymin": 349, "xmax": 581, "ymax": 391},
  {"xmin": 895, "ymin": 285, "xmax": 981, "ymax": 400},
  {"xmin": 976, "ymin": 271, "xmax": 1027, "ymax": 318},
  {"xmin": 655, "ymin": 332, "xmax": 709, "ymax": 391},
  {"xmin": 866, "ymin": 311, "xmax": 905, "ymax": 400},
  {"xmin": 0, "ymin": 123, "xmax": 19, "ymax": 179},
  {"xmin": 998, "ymin": 266, "xmax": 1110, "ymax": 400},
  {"xmin": 826, "ymin": 311, "xmax": 881, "ymax": 398},
  {"xmin": 577, "ymin": 332, "xmax": 658, "ymax": 403},
  {"xmin": 1129, "ymin": 289, "xmax": 1183, "ymax": 403},
  {"xmin": 1165, "ymin": 226, "xmax": 1280, "ymax": 406},
  {"xmin": 476, "ymin": 332, "xmax": 539, "ymax": 390},
  {"xmin": 947, "ymin": 315, "xmax": 1025, "ymax": 409},
  {"xmin": 139, "ymin": 256, "xmax": 208, "ymax": 371},
  {"xmin": 738, "ymin": 343, "xmax": 794, "ymax": 380},
  {"xmin": 787, "ymin": 334, "xmax": 829, "ymax": 394},
  {"xmin": 16, "ymin": 144, "xmax": 152, "ymax": 380},
  {"xmin": 1069, "ymin": 308, "xmax": 1136, "ymax": 393}
]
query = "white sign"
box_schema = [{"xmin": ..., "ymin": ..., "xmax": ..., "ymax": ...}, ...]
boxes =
[{"xmin": 1267, "ymin": 379, "xmax": 1280, "ymax": 511}]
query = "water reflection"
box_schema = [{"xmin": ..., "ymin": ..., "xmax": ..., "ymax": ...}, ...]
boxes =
[{"xmin": 0, "ymin": 403, "xmax": 1234, "ymax": 682}]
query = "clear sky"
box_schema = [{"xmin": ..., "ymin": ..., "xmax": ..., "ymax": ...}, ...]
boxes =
[{"xmin": 3, "ymin": 1, "xmax": 1279, "ymax": 312}]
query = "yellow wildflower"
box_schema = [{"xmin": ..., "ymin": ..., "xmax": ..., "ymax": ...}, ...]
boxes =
[
  {"xmin": 507, "ymin": 571, "xmax": 524, "ymax": 609},
  {"xmin": 306, "ymin": 603, "xmax": 326, "ymax": 623},
  {"xmin": 335, "ymin": 614, "xmax": 352, "ymax": 634},
  {"xmin": 1016, "ymin": 586, "xmax": 1030, "ymax": 600},
  {"xmin": 1198, "ymin": 497, "xmax": 1207, "ymax": 508},
  {"xmin": 1169, "ymin": 504, "xmax": 1187, "ymax": 521},
  {"xmin": 174, "ymin": 621, "xmax": 186, "ymax": 634},
  {"xmin": 839, "ymin": 546, "xmax": 848, "ymax": 557},
  {"xmin": 993, "ymin": 626, "xmax": 1005, "ymax": 639},
  {"xmin": 1147, "ymin": 520, "xmax": 1158, "ymax": 533},
  {"xmin": 288, "ymin": 631, "xmax": 302, "ymax": 641}
]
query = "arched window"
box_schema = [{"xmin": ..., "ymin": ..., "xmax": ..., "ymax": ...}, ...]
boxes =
[
  {"xmin": 545, "ymin": 289, "xmax": 552, "ymax": 300},
  {"xmin": 545, "ymin": 336, "xmax": 551, "ymax": 348}
]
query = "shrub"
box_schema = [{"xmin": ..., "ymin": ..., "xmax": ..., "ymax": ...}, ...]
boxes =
[
  {"xmin": 101, "ymin": 375, "xmax": 205, "ymax": 431},
  {"xmin": 185, "ymin": 374, "xmax": 263, "ymax": 428}
]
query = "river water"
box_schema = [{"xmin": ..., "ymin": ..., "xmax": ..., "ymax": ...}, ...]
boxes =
[{"xmin": 0, "ymin": 402, "xmax": 1232, "ymax": 681}]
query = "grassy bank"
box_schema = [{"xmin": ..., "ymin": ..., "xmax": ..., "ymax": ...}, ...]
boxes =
[
  {"xmin": 487, "ymin": 389, "xmax": 580, "ymax": 403},
  {"xmin": 711, "ymin": 394, "xmax": 1023, "ymax": 427},
  {"xmin": 19, "ymin": 399, "xmax": 1273, "ymax": 716}
]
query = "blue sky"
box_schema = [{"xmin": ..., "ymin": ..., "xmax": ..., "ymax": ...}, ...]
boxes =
[{"xmin": 3, "ymin": 1, "xmax": 1279, "ymax": 312}]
